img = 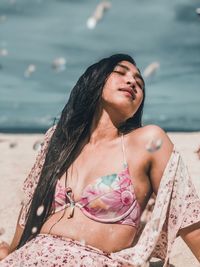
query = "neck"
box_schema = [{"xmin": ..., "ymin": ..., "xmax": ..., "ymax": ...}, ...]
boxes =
[{"xmin": 89, "ymin": 109, "xmax": 121, "ymax": 144}]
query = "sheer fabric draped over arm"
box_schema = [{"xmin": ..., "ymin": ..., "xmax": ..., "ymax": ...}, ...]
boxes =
[
  {"xmin": 111, "ymin": 148, "xmax": 200, "ymax": 267},
  {"xmin": 19, "ymin": 125, "xmax": 56, "ymax": 228}
]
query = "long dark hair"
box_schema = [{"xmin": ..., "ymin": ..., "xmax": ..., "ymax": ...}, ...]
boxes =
[{"xmin": 18, "ymin": 54, "xmax": 146, "ymax": 248}]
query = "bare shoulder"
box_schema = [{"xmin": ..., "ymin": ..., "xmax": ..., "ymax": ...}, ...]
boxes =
[
  {"xmin": 138, "ymin": 124, "xmax": 172, "ymax": 141},
  {"xmin": 124, "ymin": 125, "xmax": 175, "ymax": 195},
  {"xmin": 138, "ymin": 124, "xmax": 174, "ymax": 158},
  {"xmin": 125, "ymin": 124, "xmax": 174, "ymax": 169},
  {"xmin": 128, "ymin": 124, "xmax": 173, "ymax": 150},
  {"xmin": 138, "ymin": 124, "xmax": 174, "ymax": 194}
]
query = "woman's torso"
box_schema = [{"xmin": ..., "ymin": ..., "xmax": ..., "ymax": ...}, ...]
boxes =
[{"xmin": 40, "ymin": 127, "xmax": 153, "ymax": 252}]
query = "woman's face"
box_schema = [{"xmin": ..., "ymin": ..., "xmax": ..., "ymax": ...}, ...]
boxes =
[{"xmin": 101, "ymin": 60, "xmax": 144, "ymax": 120}]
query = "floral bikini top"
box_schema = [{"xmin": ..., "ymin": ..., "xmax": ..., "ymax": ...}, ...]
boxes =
[{"xmin": 53, "ymin": 135, "xmax": 141, "ymax": 228}]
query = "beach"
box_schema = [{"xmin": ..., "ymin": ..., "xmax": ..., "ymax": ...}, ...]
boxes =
[
  {"xmin": 0, "ymin": 0, "xmax": 200, "ymax": 265},
  {"xmin": 0, "ymin": 131, "xmax": 199, "ymax": 266}
]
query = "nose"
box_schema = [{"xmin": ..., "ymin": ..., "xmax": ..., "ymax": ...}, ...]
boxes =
[{"xmin": 126, "ymin": 75, "xmax": 136, "ymax": 88}]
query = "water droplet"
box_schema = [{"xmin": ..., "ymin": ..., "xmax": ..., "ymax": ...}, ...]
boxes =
[
  {"xmin": 31, "ymin": 227, "xmax": 37, "ymax": 234},
  {"xmin": 143, "ymin": 62, "xmax": 160, "ymax": 78},
  {"xmin": 145, "ymin": 138, "xmax": 163, "ymax": 153},
  {"xmin": 80, "ymin": 239, "xmax": 86, "ymax": 245},
  {"xmin": 33, "ymin": 140, "xmax": 42, "ymax": 151},
  {"xmin": 24, "ymin": 64, "xmax": 36, "ymax": 77},
  {"xmin": 86, "ymin": 1, "xmax": 111, "ymax": 30},
  {"xmin": 0, "ymin": 48, "xmax": 8, "ymax": 56},
  {"xmin": 196, "ymin": 8, "xmax": 200, "ymax": 16},
  {"xmin": 52, "ymin": 57, "xmax": 66, "ymax": 72},
  {"xmin": 36, "ymin": 205, "xmax": 44, "ymax": 216},
  {"xmin": 86, "ymin": 17, "xmax": 97, "ymax": 29}
]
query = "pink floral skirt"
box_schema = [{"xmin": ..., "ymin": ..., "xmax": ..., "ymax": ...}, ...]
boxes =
[{"xmin": 0, "ymin": 234, "xmax": 123, "ymax": 267}]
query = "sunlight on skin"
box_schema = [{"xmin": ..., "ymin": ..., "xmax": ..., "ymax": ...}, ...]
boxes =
[{"xmin": 0, "ymin": 241, "xmax": 9, "ymax": 261}]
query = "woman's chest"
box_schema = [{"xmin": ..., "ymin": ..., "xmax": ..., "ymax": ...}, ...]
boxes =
[{"xmin": 57, "ymin": 144, "xmax": 151, "ymax": 213}]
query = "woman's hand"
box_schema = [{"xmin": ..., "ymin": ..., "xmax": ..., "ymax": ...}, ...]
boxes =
[{"xmin": 0, "ymin": 240, "xmax": 10, "ymax": 261}]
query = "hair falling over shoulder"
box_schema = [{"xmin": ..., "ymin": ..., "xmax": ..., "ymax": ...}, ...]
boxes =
[{"xmin": 18, "ymin": 54, "xmax": 146, "ymax": 248}]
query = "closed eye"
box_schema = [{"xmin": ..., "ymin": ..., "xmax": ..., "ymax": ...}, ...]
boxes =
[{"xmin": 113, "ymin": 70, "xmax": 126, "ymax": 75}]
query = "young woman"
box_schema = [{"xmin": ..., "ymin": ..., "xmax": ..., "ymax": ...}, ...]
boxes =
[{"xmin": 0, "ymin": 54, "xmax": 200, "ymax": 267}]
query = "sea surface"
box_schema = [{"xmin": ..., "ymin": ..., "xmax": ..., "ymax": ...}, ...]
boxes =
[{"xmin": 0, "ymin": 0, "xmax": 200, "ymax": 132}]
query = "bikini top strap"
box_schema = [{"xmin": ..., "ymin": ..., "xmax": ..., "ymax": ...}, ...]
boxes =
[{"xmin": 121, "ymin": 134, "xmax": 128, "ymax": 167}]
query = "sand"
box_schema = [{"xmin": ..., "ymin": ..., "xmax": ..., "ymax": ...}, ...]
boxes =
[{"xmin": 0, "ymin": 131, "xmax": 199, "ymax": 266}]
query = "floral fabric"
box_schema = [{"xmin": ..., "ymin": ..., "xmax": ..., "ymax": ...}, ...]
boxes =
[
  {"xmin": 19, "ymin": 125, "xmax": 56, "ymax": 228},
  {"xmin": 11, "ymin": 126, "xmax": 200, "ymax": 266},
  {"xmin": 0, "ymin": 234, "xmax": 124, "ymax": 267}
]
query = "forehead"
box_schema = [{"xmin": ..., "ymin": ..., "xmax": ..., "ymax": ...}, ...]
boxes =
[{"xmin": 115, "ymin": 60, "xmax": 138, "ymax": 72}]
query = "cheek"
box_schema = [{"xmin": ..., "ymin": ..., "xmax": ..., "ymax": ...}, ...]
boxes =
[
  {"xmin": 101, "ymin": 87, "xmax": 111, "ymax": 102},
  {"xmin": 137, "ymin": 89, "xmax": 144, "ymax": 101},
  {"xmin": 135, "ymin": 91, "xmax": 144, "ymax": 108},
  {"xmin": 102, "ymin": 73, "xmax": 122, "ymax": 93},
  {"xmin": 101, "ymin": 81, "xmax": 118, "ymax": 101}
]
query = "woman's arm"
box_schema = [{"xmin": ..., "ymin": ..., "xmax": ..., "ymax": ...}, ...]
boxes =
[
  {"xmin": 111, "ymin": 125, "xmax": 200, "ymax": 266},
  {"xmin": 0, "ymin": 207, "xmax": 24, "ymax": 260},
  {"xmin": 148, "ymin": 125, "xmax": 174, "ymax": 195},
  {"xmin": 9, "ymin": 208, "xmax": 24, "ymax": 253},
  {"xmin": 149, "ymin": 125, "xmax": 200, "ymax": 261}
]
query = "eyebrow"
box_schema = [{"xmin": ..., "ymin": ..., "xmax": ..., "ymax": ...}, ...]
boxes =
[{"xmin": 116, "ymin": 63, "xmax": 145, "ymax": 89}]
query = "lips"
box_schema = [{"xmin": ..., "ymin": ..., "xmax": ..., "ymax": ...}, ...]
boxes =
[{"xmin": 119, "ymin": 87, "xmax": 135, "ymax": 100}]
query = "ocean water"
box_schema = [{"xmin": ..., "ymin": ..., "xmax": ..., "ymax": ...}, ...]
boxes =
[{"xmin": 0, "ymin": 0, "xmax": 200, "ymax": 132}]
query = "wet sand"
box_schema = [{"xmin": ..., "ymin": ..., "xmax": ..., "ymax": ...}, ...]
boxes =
[{"xmin": 0, "ymin": 131, "xmax": 199, "ymax": 266}]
